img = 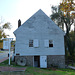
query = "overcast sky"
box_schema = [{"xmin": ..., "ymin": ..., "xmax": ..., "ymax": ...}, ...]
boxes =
[{"xmin": 0, "ymin": 0, "xmax": 62, "ymax": 39}]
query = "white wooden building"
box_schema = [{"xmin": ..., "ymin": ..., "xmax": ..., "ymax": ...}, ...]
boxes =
[{"xmin": 14, "ymin": 9, "xmax": 65, "ymax": 68}]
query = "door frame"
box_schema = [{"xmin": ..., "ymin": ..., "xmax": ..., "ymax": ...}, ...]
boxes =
[
  {"xmin": 33, "ymin": 56, "xmax": 40, "ymax": 67},
  {"xmin": 33, "ymin": 55, "xmax": 47, "ymax": 68}
]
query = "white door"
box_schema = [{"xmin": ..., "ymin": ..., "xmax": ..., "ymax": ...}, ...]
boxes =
[{"xmin": 40, "ymin": 56, "xmax": 47, "ymax": 68}]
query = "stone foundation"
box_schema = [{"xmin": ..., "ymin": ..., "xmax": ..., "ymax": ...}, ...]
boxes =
[
  {"xmin": 47, "ymin": 55, "xmax": 65, "ymax": 68},
  {"xmin": 15, "ymin": 56, "xmax": 33, "ymax": 66},
  {"xmin": 15, "ymin": 55, "xmax": 65, "ymax": 68}
]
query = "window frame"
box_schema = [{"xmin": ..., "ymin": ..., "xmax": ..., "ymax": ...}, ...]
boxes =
[
  {"xmin": 29, "ymin": 40, "xmax": 33, "ymax": 47},
  {"xmin": 49, "ymin": 40, "xmax": 53, "ymax": 47}
]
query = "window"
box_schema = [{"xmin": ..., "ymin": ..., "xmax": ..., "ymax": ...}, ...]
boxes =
[
  {"xmin": 29, "ymin": 40, "xmax": 33, "ymax": 47},
  {"xmin": 49, "ymin": 40, "xmax": 53, "ymax": 47},
  {"xmin": 44, "ymin": 40, "xmax": 53, "ymax": 47}
]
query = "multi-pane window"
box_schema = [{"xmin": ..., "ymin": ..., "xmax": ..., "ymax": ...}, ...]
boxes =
[
  {"xmin": 49, "ymin": 40, "xmax": 53, "ymax": 47},
  {"xmin": 29, "ymin": 40, "xmax": 33, "ymax": 47}
]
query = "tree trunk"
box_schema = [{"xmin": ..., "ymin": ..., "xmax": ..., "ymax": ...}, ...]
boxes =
[{"xmin": 74, "ymin": 19, "xmax": 75, "ymax": 34}]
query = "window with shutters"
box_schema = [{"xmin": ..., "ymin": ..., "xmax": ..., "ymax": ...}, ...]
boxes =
[
  {"xmin": 44, "ymin": 40, "xmax": 53, "ymax": 47},
  {"xmin": 49, "ymin": 40, "xmax": 53, "ymax": 47},
  {"xmin": 29, "ymin": 40, "xmax": 33, "ymax": 47}
]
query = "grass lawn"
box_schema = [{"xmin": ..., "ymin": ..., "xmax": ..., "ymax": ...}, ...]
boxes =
[
  {"xmin": 0, "ymin": 59, "xmax": 75, "ymax": 75},
  {"xmin": 0, "ymin": 67, "xmax": 75, "ymax": 75},
  {"xmin": 25, "ymin": 67, "xmax": 75, "ymax": 75},
  {"xmin": 0, "ymin": 51, "xmax": 4, "ymax": 53},
  {"xmin": 69, "ymin": 63, "xmax": 75, "ymax": 67}
]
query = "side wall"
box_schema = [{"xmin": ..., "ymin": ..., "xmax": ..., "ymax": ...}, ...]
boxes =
[{"xmin": 15, "ymin": 33, "xmax": 65, "ymax": 56}]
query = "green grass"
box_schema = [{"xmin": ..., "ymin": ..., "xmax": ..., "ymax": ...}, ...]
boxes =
[
  {"xmin": 0, "ymin": 67, "xmax": 75, "ymax": 75},
  {"xmin": 0, "ymin": 58, "xmax": 25, "ymax": 67},
  {"xmin": 0, "ymin": 59, "xmax": 75, "ymax": 75},
  {"xmin": 25, "ymin": 67, "xmax": 75, "ymax": 75},
  {"xmin": 0, "ymin": 51, "xmax": 4, "ymax": 53},
  {"xmin": 69, "ymin": 63, "xmax": 75, "ymax": 67}
]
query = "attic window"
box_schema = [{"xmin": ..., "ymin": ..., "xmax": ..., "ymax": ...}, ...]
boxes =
[
  {"xmin": 49, "ymin": 40, "xmax": 53, "ymax": 47},
  {"xmin": 29, "ymin": 40, "xmax": 33, "ymax": 47}
]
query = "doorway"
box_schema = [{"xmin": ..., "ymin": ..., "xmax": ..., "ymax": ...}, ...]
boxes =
[{"xmin": 34, "ymin": 56, "xmax": 40, "ymax": 67}]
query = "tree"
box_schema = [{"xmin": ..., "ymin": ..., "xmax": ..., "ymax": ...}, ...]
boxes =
[
  {"xmin": 70, "ymin": 31, "xmax": 75, "ymax": 41},
  {"xmin": 60, "ymin": 0, "xmax": 75, "ymax": 34},
  {"xmin": 59, "ymin": 0, "xmax": 75, "ymax": 60},
  {"xmin": 50, "ymin": 0, "xmax": 75, "ymax": 61},
  {"xmin": 0, "ymin": 17, "xmax": 11, "ymax": 40},
  {"xmin": 69, "ymin": 31, "xmax": 75, "ymax": 60},
  {"xmin": 50, "ymin": 6, "xmax": 64, "ymax": 30},
  {"xmin": 51, "ymin": 0, "xmax": 75, "ymax": 34}
]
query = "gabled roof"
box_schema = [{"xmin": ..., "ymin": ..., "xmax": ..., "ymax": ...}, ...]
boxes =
[{"xmin": 14, "ymin": 9, "xmax": 65, "ymax": 35}]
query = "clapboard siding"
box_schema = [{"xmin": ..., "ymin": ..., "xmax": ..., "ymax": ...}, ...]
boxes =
[
  {"xmin": 14, "ymin": 9, "xmax": 65, "ymax": 56},
  {"xmin": 15, "ymin": 33, "xmax": 65, "ymax": 55}
]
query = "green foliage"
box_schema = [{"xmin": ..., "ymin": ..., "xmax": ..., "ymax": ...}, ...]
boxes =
[
  {"xmin": 2, "ymin": 22, "xmax": 11, "ymax": 29},
  {"xmin": 0, "ymin": 51, "xmax": 4, "ymax": 53},
  {"xmin": 50, "ymin": 5, "xmax": 74, "ymax": 34},
  {"xmin": 0, "ymin": 40, "xmax": 3, "ymax": 49},
  {"xmin": 0, "ymin": 22, "xmax": 11, "ymax": 39},
  {"xmin": 60, "ymin": 0, "xmax": 75, "ymax": 12},
  {"xmin": 69, "ymin": 31, "xmax": 75, "ymax": 60},
  {"xmin": 0, "ymin": 30, "xmax": 7, "ymax": 40},
  {"xmin": 70, "ymin": 31, "xmax": 75, "ymax": 41},
  {"xmin": 65, "ymin": 31, "xmax": 75, "ymax": 61},
  {"xmin": 60, "ymin": 0, "xmax": 75, "ymax": 34},
  {"xmin": 51, "ymin": 13, "xmax": 60, "ymax": 20},
  {"xmin": 50, "ymin": 6, "xmax": 65, "ymax": 30},
  {"xmin": 50, "ymin": 1, "xmax": 75, "ymax": 62}
]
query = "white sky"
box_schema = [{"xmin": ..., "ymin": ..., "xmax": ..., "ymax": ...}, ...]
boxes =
[{"xmin": 0, "ymin": 0, "xmax": 74, "ymax": 40}]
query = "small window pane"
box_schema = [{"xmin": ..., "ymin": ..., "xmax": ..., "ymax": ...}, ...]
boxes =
[{"xmin": 29, "ymin": 40, "xmax": 33, "ymax": 47}]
